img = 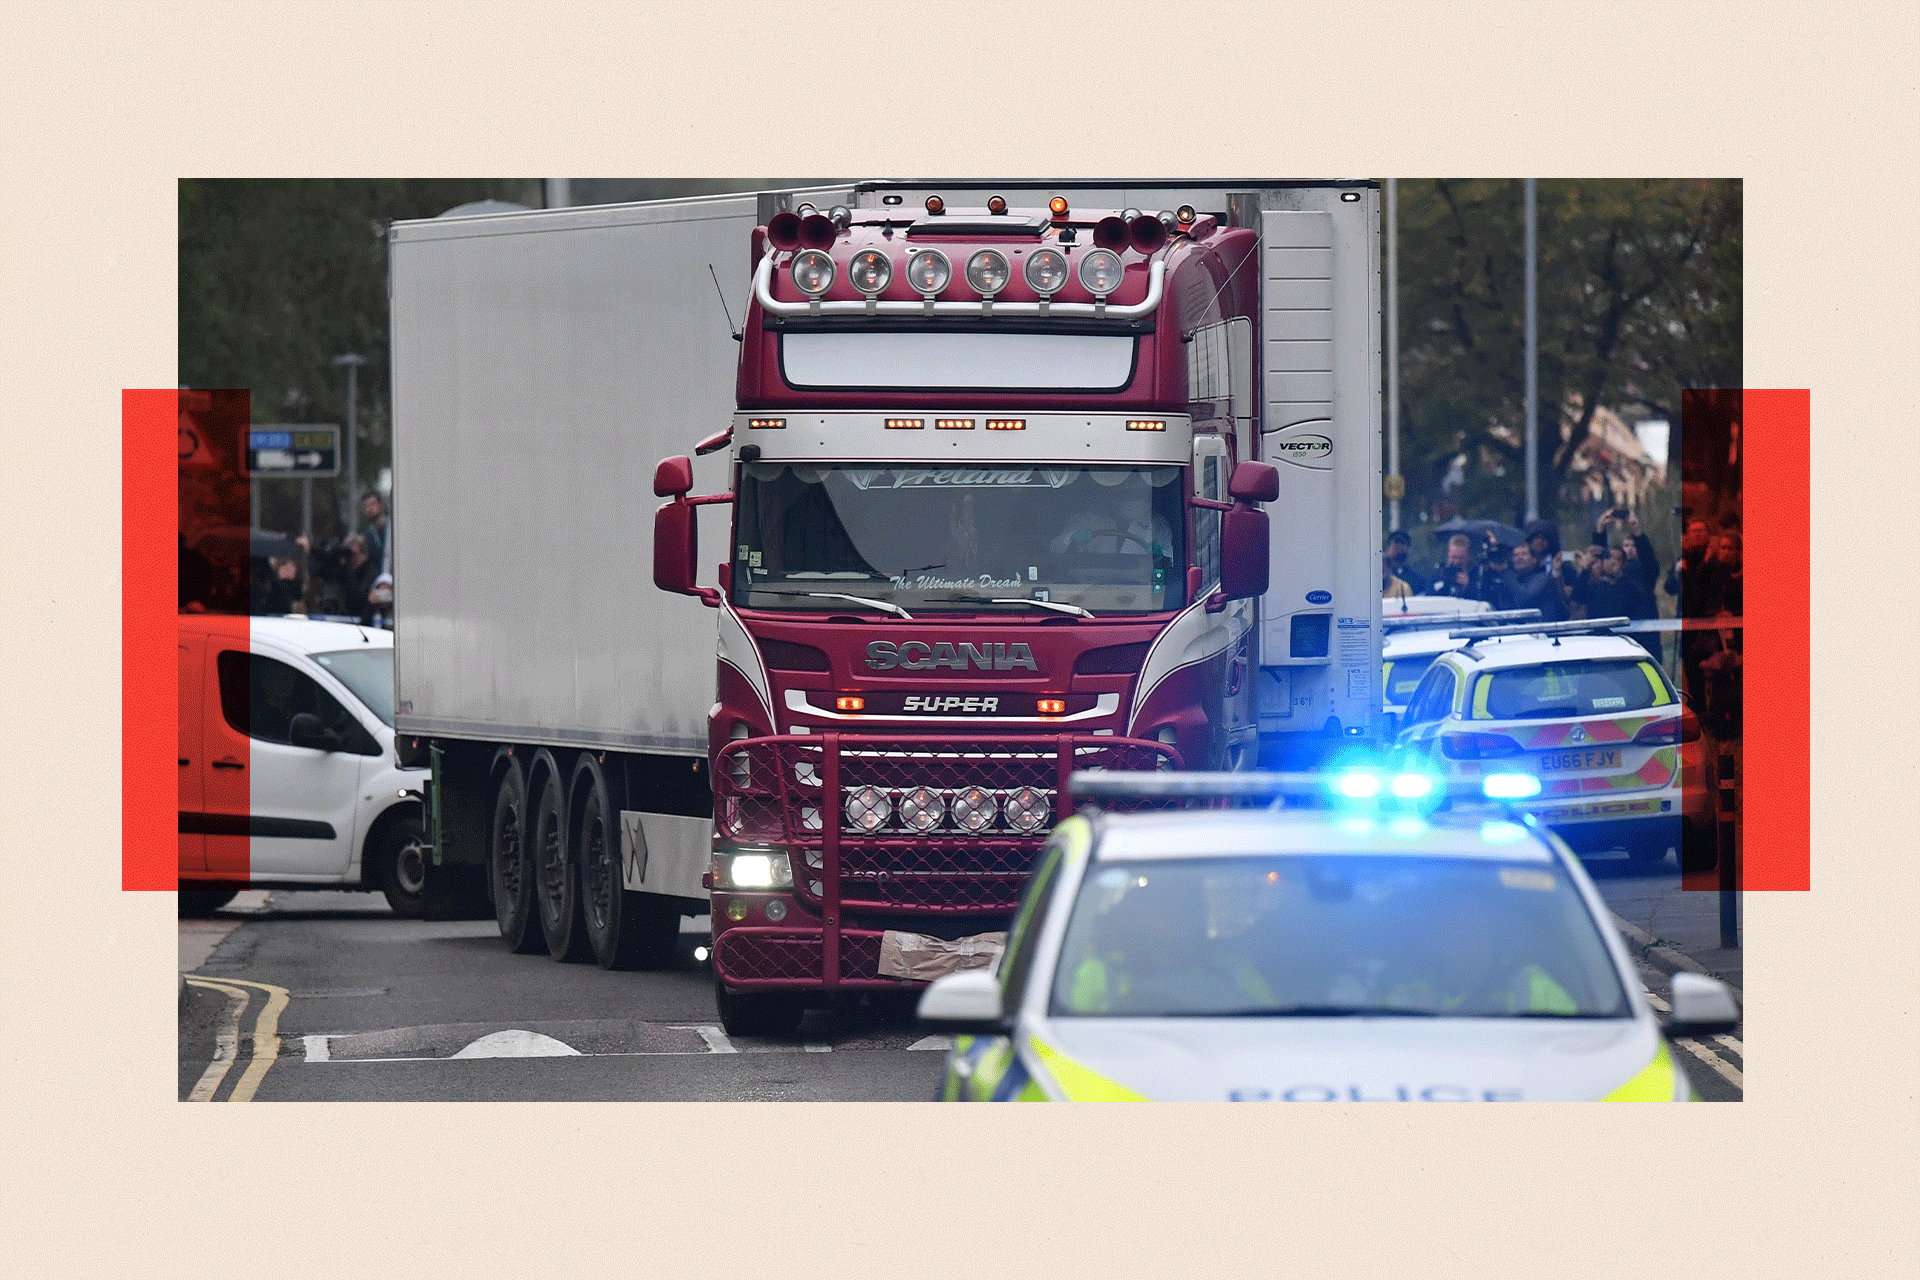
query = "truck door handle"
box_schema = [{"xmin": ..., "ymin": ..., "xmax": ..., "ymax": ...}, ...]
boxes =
[{"xmin": 211, "ymin": 757, "xmax": 246, "ymax": 771}]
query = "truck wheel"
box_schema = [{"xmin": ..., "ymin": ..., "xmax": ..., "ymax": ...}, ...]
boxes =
[
  {"xmin": 178, "ymin": 890, "xmax": 238, "ymax": 917},
  {"xmin": 1680, "ymin": 820, "xmax": 1717, "ymax": 874},
  {"xmin": 714, "ymin": 977, "xmax": 807, "ymax": 1038},
  {"xmin": 374, "ymin": 811, "xmax": 429, "ymax": 918},
  {"xmin": 491, "ymin": 760, "xmax": 545, "ymax": 954},
  {"xmin": 575, "ymin": 761, "xmax": 681, "ymax": 970},
  {"xmin": 531, "ymin": 753, "xmax": 591, "ymax": 963}
]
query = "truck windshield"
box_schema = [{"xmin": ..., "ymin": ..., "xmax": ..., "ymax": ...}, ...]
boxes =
[{"xmin": 734, "ymin": 463, "xmax": 1187, "ymax": 614}]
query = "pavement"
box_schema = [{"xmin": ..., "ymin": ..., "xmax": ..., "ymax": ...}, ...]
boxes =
[{"xmin": 1603, "ymin": 874, "xmax": 1743, "ymax": 994}]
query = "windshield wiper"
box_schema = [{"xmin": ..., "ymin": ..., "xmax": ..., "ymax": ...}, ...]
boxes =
[
  {"xmin": 942, "ymin": 594, "xmax": 1097, "ymax": 620},
  {"xmin": 754, "ymin": 590, "xmax": 913, "ymax": 619}
]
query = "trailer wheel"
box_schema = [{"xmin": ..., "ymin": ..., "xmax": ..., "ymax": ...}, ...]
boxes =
[
  {"xmin": 574, "ymin": 758, "xmax": 681, "ymax": 970},
  {"xmin": 373, "ymin": 810, "xmax": 429, "ymax": 918},
  {"xmin": 714, "ymin": 976, "xmax": 806, "ymax": 1038},
  {"xmin": 491, "ymin": 759, "xmax": 545, "ymax": 954},
  {"xmin": 531, "ymin": 752, "xmax": 591, "ymax": 963}
]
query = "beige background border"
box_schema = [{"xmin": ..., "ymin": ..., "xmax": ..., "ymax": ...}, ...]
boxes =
[{"xmin": 1, "ymin": 1, "xmax": 1913, "ymax": 1275}]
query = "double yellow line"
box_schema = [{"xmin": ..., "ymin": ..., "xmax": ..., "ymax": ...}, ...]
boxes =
[{"xmin": 183, "ymin": 976, "xmax": 290, "ymax": 1102}]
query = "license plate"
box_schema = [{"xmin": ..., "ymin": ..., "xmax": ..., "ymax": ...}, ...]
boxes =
[{"xmin": 1538, "ymin": 747, "xmax": 1621, "ymax": 772}]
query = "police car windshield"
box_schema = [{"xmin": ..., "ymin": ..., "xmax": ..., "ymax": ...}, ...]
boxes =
[
  {"xmin": 1383, "ymin": 655, "xmax": 1437, "ymax": 706},
  {"xmin": 732, "ymin": 463, "xmax": 1187, "ymax": 614},
  {"xmin": 1049, "ymin": 855, "xmax": 1628, "ymax": 1020},
  {"xmin": 312, "ymin": 648, "xmax": 393, "ymax": 726},
  {"xmin": 1478, "ymin": 658, "xmax": 1670, "ymax": 720}
]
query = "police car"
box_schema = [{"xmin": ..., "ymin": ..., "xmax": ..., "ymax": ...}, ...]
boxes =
[
  {"xmin": 1382, "ymin": 608, "xmax": 1543, "ymax": 723},
  {"xmin": 1390, "ymin": 618, "xmax": 1707, "ymax": 871},
  {"xmin": 918, "ymin": 772, "xmax": 1737, "ymax": 1102}
]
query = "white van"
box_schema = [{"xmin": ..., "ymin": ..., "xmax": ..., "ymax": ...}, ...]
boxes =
[{"xmin": 177, "ymin": 614, "xmax": 427, "ymax": 915}]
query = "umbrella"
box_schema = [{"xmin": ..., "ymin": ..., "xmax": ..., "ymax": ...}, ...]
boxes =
[{"xmin": 1433, "ymin": 517, "xmax": 1526, "ymax": 548}]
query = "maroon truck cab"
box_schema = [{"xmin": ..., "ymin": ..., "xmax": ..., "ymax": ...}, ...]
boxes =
[{"xmin": 656, "ymin": 196, "xmax": 1276, "ymax": 1033}]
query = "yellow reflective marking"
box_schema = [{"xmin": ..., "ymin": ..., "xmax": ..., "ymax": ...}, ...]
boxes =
[
  {"xmin": 1636, "ymin": 661, "xmax": 1672, "ymax": 706},
  {"xmin": 1603, "ymin": 1038, "xmax": 1678, "ymax": 1101},
  {"xmin": 1471, "ymin": 674, "xmax": 1494, "ymax": 720},
  {"xmin": 1027, "ymin": 1033, "xmax": 1147, "ymax": 1101},
  {"xmin": 183, "ymin": 975, "xmax": 291, "ymax": 1102}
]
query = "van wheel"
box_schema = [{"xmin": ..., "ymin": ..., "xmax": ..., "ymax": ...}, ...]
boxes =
[
  {"xmin": 532, "ymin": 757, "xmax": 591, "ymax": 963},
  {"xmin": 491, "ymin": 761, "xmax": 545, "ymax": 954},
  {"xmin": 714, "ymin": 976, "xmax": 807, "ymax": 1038},
  {"xmin": 375, "ymin": 811, "xmax": 429, "ymax": 917},
  {"xmin": 178, "ymin": 890, "xmax": 238, "ymax": 917}
]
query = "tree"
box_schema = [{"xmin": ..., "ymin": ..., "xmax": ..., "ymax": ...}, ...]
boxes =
[{"xmin": 1392, "ymin": 179, "xmax": 1740, "ymax": 531}]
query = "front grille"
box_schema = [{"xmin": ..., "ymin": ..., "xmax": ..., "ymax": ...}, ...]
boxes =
[{"xmin": 715, "ymin": 733, "xmax": 1176, "ymax": 913}]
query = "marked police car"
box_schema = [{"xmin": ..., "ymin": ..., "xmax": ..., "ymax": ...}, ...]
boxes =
[
  {"xmin": 1382, "ymin": 608, "xmax": 1542, "ymax": 724},
  {"xmin": 919, "ymin": 771, "xmax": 1737, "ymax": 1101},
  {"xmin": 1391, "ymin": 618, "xmax": 1707, "ymax": 871}
]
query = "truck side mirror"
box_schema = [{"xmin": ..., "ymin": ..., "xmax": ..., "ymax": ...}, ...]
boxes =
[
  {"xmin": 1219, "ymin": 506, "xmax": 1269, "ymax": 601},
  {"xmin": 654, "ymin": 501, "xmax": 699, "ymax": 596},
  {"xmin": 1228, "ymin": 460, "xmax": 1279, "ymax": 503},
  {"xmin": 654, "ymin": 455, "xmax": 694, "ymax": 497}
]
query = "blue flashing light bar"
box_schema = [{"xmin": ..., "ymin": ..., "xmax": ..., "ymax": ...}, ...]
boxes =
[{"xmin": 1482, "ymin": 773, "xmax": 1543, "ymax": 799}]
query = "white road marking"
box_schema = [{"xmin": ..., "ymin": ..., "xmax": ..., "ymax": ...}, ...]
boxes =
[
  {"xmin": 803, "ymin": 1044, "xmax": 832, "ymax": 1053},
  {"xmin": 1673, "ymin": 1035, "xmax": 1743, "ymax": 1088},
  {"xmin": 303, "ymin": 1035, "xmax": 331, "ymax": 1063},
  {"xmin": 450, "ymin": 1030, "xmax": 581, "ymax": 1058},
  {"xmin": 1714, "ymin": 1033, "xmax": 1743, "ymax": 1057},
  {"xmin": 907, "ymin": 1035, "xmax": 954, "ymax": 1052},
  {"xmin": 672, "ymin": 1024, "xmax": 738, "ymax": 1054}
]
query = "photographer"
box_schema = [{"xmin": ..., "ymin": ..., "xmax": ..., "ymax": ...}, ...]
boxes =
[
  {"xmin": 1477, "ymin": 539, "xmax": 1517, "ymax": 610},
  {"xmin": 1426, "ymin": 533, "xmax": 1480, "ymax": 600}
]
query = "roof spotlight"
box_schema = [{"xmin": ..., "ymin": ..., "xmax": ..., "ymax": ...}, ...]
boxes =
[{"xmin": 906, "ymin": 248, "xmax": 951, "ymax": 294}]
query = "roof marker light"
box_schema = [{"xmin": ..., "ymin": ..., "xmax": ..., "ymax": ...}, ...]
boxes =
[
  {"xmin": 936, "ymin": 418, "xmax": 974, "ymax": 430},
  {"xmin": 984, "ymin": 418, "xmax": 1025, "ymax": 431},
  {"xmin": 1049, "ymin": 196, "xmax": 1070, "ymax": 218},
  {"xmin": 1332, "ymin": 771, "xmax": 1381, "ymax": 799},
  {"xmin": 747, "ymin": 417, "xmax": 786, "ymax": 430},
  {"xmin": 925, "ymin": 195, "xmax": 945, "ymax": 215},
  {"xmin": 1126, "ymin": 419, "xmax": 1166, "ymax": 432},
  {"xmin": 1483, "ymin": 773, "xmax": 1543, "ymax": 799},
  {"xmin": 1037, "ymin": 699, "xmax": 1066, "ymax": 715},
  {"xmin": 1176, "ymin": 205, "xmax": 1196, "ymax": 226},
  {"xmin": 987, "ymin": 195, "xmax": 1008, "ymax": 215},
  {"xmin": 835, "ymin": 696, "xmax": 864, "ymax": 712},
  {"xmin": 885, "ymin": 418, "xmax": 925, "ymax": 430}
]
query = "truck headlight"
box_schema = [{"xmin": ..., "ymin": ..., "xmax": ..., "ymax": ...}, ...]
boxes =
[
  {"xmin": 715, "ymin": 849, "xmax": 794, "ymax": 890},
  {"xmin": 899, "ymin": 786, "xmax": 947, "ymax": 833},
  {"xmin": 1005, "ymin": 787, "xmax": 1049, "ymax": 833},
  {"xmin": 847, "ymin": 785, "xmax": 891, "ymax": 833}
]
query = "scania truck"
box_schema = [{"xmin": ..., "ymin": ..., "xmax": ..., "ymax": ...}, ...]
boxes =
[{"xmin": 391, "ymin": 183, "xmax": 1381, "ymax": 1034}]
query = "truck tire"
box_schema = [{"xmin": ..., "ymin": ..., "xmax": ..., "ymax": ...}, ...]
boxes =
[
  {"xmin": 574, "ymin": 756, "xmax": 680, "ymax": 971},
  {"xmin": 714, "ymin": 976, "xmax": 806, "ymax": 1038},
  {"xmin": 491, "ymin": 760, "xmax": 545, "ymax": 954},
  {"xmin": 178, "ymin": 889, "xmax": 238, "ymax": 917},
  {"xmin": 374, "ymin": 810, "xmax": 429, "ymax": 918},
  {"xmin": 531, "ymin": 751, "xmax": 591, "ymax": 963}
]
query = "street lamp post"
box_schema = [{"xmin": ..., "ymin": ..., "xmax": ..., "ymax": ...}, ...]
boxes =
[
  {"xmin": 333, "ymin": 353, "xmax": 368, "ymax": 534},
  {"xmin": 1524, "ymin": 179, "xmax": 1538, "ymax": 524}
]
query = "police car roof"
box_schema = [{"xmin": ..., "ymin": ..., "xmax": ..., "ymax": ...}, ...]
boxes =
[
  {"xmin": 1383, "ymin": 630, "xmax": 1471, "ymax": 658},
  {"xmin": 1439, "ymin": 632, "xmax": 1645, "ymax": 669},
  {"xmin": 1089, "ymin": 808, "xmax": 1555, "ymax": 863}
]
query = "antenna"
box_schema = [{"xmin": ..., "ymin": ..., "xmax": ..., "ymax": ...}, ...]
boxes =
[{"xmin": 709, "ymin": 265, "xmax": 741, "ymax": 341}]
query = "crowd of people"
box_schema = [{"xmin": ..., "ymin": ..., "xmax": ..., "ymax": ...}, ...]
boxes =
[
  {"xmin": 1383, "ymin": 508, "xmax": 1744, "ymax": 627},
  {"xmin": 180, "ymin": 491, "xmax": 395, "ymax": 626}
]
